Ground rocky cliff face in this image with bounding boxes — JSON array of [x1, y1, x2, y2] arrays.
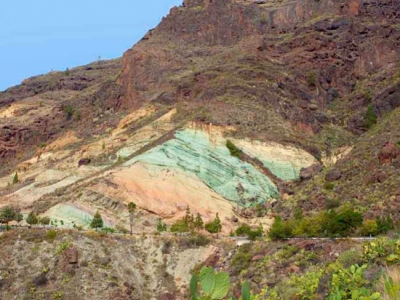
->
[[118, 0, 400, 140]]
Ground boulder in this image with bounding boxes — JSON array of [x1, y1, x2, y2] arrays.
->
[[325, 169, 342, 182], [31, 273, 48, 287], [300, 163, 322, 180], [78, 158, 91, 167], [378, 142, 399, 164], [203, 253, 220, 267], [64, 247, 78, 264], [251, 254, 265, 261]]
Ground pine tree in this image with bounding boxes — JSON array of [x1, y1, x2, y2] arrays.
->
[[205, 213, 222, 238], [156, 218, 167, 232], [0, 206, 22, 228], [364, 104, 377, 129], [40, 216, 51, 227], [184, 206, 195, 231], [26, 211, 39, 226], [127, 202, 136, 235], [194, 213, 204, 231], [90, 211, 104, 231], [12, 172, 18, 185]]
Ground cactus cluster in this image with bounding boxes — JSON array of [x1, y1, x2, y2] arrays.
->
[[190, 267, 253, 300]]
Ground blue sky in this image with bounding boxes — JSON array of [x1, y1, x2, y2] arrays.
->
[[0, 0, 182, 91]]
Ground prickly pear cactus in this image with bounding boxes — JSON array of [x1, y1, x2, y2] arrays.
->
[[200, 267, 216, 296], [241, 280, 251, 300], [190, 267, 230, 300], [212, 272, 230, 299]]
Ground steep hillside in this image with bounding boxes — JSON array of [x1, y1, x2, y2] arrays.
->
[[0, 0, 399, 235], [1, 0, 400, 300], [0, 229, 227, 300]]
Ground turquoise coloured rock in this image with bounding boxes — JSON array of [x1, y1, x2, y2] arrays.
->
[[124, 129, 279, 206]]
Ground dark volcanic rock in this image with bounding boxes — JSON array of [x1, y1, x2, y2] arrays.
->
[[325, 169, 342, 182], [65, 247, 79, 264], [78, 158, 91, 167], [300, 163, 323, 180], [31, 273, 48, 287]]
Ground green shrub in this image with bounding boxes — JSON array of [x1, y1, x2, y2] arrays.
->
[[26, 211, 39, 226], [0, 206, 23, 226], [236, 223, 263, 241], [376, 216, 394, 234], [337, 249, 363, 268], [287, 269, 324, 300], [90, 211, 104, 231], [116, 224, 129, 234], [308, 71, 316, 86], [364, 104, 378, 129], [327, 264, 380, 300], [74, 110, 81, 121], [171, 207, 204, 233], [226, 140, 242, 158], [235, 224, 252, 236], [63, 105, 75, 121], [179, 233, 210, 248], [360, 220, 379, 237], [170, 219, 189, 233], [187, 234, 210, 247], [40, 217, 51, 226], [325, 198, 340, 210], [269, 207, 364, 239], [324, 182, 335, 190], [268, 216, 293, 240], [205, 213, 222, 237], [101, 227, 115, 234], [294, 207, 304, 220], [46, 229, 57, 241], [321, 208, 363, 237], [12, 172, 18, 184], [156, 218, 167, 232], [231, 251, 252, 276]]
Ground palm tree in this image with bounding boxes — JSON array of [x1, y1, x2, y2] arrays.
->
[[127, 202, 136, 236]]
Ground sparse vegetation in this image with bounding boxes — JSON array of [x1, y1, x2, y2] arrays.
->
[[308, 71, 316, 86], [0, 206, 23, 227], [267, 206, 393, 240], [90, 211, 104, 231], [156, 218, 167, 232], [13, 172, 19, 184], [127, 202, 136, 235], [63, 105, 75, 121], [235, 223, 263, 241], [364, 104, 378, 129], [226, 140, 242, 158], [205, 213, 222, 237], [26, 211, 39, 226], [171, 207, 205, 233]]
